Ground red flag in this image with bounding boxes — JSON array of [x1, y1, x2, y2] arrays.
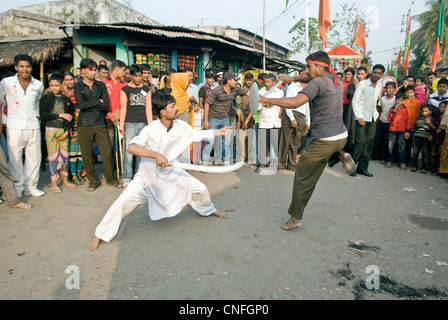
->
[[354, 21, 366, 53], [319, 0, 331, 50], [395, 48, 402, 68], [431, 37, 441, 71]]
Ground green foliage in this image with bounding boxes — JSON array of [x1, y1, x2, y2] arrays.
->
[[288, 2, 369, 56]]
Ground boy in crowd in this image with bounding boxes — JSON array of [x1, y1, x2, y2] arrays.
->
[[406, 105, 435, 174], [119, 64, 153, 187], [428, 78, 448, 118], [386, 93, 411, 170], [371, 81, 396, 163], [403, 86, 421, 164]]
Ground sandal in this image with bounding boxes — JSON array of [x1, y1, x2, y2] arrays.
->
[[109, 181, 123, 188], [87, 184, 99, 192], [410, 167, 418, 172], [63, 182, 77, 189], [50, 186, 62, 193], [420, 169, 427, 174]]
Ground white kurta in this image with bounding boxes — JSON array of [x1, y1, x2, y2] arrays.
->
[[94, 119, 217, 242]]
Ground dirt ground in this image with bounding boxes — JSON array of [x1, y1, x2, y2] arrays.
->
[[1, 160, 448, 302]]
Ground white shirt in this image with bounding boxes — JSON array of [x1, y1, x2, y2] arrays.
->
[[285, 82, 310, 126], [351, 79, 382, 122], [0, 74, 44, 130], [258, 87, 284, 129], [130, 119, 215, 220]]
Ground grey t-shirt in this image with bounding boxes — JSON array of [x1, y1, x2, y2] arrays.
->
[[378, 95, 396, 123], [300, 74, 347, 139], [206, 85, 248, 120]]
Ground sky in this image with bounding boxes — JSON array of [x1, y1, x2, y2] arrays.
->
[[3, 0, 430, 67]]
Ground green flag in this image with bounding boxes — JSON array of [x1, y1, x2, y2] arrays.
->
[[286, 0, 289, 7], [436, 0, 445, 43]]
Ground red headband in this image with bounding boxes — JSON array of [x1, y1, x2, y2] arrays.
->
[[307, 60, 338, 85]]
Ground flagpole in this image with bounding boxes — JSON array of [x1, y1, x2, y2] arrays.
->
[[305, 0, 309, 55], [263, 0, 266, 72]]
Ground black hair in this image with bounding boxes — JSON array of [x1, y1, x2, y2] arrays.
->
[[46, 68, 60, 76], [140, 63, 151, 71], [396, 93, 406, 99], [151, 68, 160, 77], [109, 60, 126, 71], [49, 73, 64, 84], [80, 58, 97, 69], [244, 72, 254, 79], [344, 67, 355, 75], [439, 67, 448, 73], [166, 68, 176, 76], [372, 64, 386, 73], [152, 91, 176, 118], [14, 53, 33, 66], [404, 85, 415, 92], [205, 68, 214, 74], [361, 57, 369, 64], [405, 75, 415, 80], [357, 66, 368, 73], [98, 64, 109, 71], [129, 64, 142, 76], [258, 73, 266, 80], [421, 104, 432, 111], [205, 71, 214, 79], [438, 78, 448, 86], [427, 72, 437, 77], [415, 76, 424, 83], [306, 51, 330, 71], [439, 99, 448, 106], [385, 81, 397, 88], [263, 73, 276, 81], [62, 71, 74, 79]]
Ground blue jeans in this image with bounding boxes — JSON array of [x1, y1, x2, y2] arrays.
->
[[388, 131, 406, 164], [202, 117, 231, 164], [122, 122, 146, 182]]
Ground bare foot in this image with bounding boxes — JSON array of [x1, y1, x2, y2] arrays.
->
[[11, 202, 32, 210], [87, 236, 102, 250], [281, 217, 302, 230], [212, 210, 227, 219]]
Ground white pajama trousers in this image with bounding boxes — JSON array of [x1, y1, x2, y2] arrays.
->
[[94, 174, 216, 242], [7, 128, 41, 194]]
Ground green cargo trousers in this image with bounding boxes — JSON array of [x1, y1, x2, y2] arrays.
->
[[288, 137, 347, 220], [78, 125, 117, 186]]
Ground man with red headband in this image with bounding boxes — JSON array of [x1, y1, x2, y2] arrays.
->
[[259, 51, 355, 231]]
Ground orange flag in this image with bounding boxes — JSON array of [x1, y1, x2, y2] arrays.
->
[[319, 0, 331, 50], [355, 21, 366, 54]]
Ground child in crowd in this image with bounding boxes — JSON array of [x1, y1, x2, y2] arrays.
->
[[69, 107, 85, 185], [386, 93, 411, 170], [406, 105, 435, 174], [403, 86, 421, 164], [428, 78, 448, 117], [372, 81, 396, 163], [150, 68, 160, 88], [435, 100, 448, 177], [39, 74, 76, 192], [119, 64, 153, 187]]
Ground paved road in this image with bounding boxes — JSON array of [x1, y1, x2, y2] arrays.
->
[[1, 159, 447, 303]]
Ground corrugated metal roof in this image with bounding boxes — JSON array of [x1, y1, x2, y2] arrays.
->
[[58, 23, 265, 55]]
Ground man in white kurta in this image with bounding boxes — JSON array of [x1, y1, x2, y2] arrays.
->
[[88, 109, 229, 250]]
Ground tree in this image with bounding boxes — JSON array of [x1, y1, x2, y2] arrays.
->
[[288, 2, 370, 56], [410, 0, 447, 75]]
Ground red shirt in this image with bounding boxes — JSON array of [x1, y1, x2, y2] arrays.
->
[[342, 80, 352, 105], [388, 106, 411, 132], [102, 78, 127, 118]]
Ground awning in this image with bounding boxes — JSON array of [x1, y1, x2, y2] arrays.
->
[[0, 36, 68, 67]]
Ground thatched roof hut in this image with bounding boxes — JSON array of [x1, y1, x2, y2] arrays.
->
[[0, 36, 68, 67]]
